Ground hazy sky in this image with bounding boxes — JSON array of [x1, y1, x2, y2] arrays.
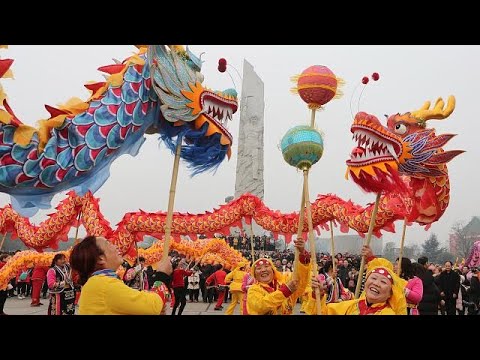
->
[[0, 45, 478, 251]]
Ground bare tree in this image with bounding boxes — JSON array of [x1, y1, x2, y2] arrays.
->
[[451, 222, 474, 259]]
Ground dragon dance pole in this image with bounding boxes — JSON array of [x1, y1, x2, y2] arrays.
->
[[248, 221, 255, 262], [0, 232, 7, 250], [284, 64, 336, 313], [396, 218, 408, 276], [330, 220, 336, 276], [293, 186, 306, 281], [135, 240, 144, 291], [354, 192, 381, 299], [162, 140, 182, 262], [73, 211, 82, 245], [304, 168, 322, 315], [292, 187, 304, 279]]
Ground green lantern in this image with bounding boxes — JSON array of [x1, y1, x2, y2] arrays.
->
[[281, 125, 324, 170]]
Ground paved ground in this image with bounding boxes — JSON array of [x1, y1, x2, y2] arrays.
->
[[3, 297, 305, 315]]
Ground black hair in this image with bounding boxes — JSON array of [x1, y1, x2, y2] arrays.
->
[[50, 253, 66, 268], [321, 261, 333, 275], [70, 236, 105, 285], [417, 256, 428, 266], [412, 262, 426, 280], [399, 258, 414, 280]]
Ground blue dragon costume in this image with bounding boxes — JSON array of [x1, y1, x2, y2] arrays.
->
[[0, 45, 238, 216]]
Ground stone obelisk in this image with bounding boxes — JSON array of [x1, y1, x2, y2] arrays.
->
[[234, 59, 265, 236]]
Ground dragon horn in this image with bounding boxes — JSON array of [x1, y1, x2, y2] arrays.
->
[[425, 150, 465, 165], [411, 95, 455, 122]]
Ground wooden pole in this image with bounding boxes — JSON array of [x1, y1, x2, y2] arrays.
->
[[397, 218, 408, 276], [330, 220, 336, 276], [247, 221, 255, 262], [0, 232, 7, 251], [354, 192, 382, 299], [135, 241, 143, 291], [162, 140, 182, 261], [73, 211, 82, 245], [304, 169, 322, 315], [292, 184, 306, 281], [310, 107, 316, 127]]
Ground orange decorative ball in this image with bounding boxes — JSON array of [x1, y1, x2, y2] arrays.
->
[[296, 65, 338, 107]]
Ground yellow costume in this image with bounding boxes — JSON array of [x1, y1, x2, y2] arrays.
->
[[305, 257, 407, 315], [224, 262, 247, 315], [79, 275, 164, 315], [246, 256, 311, 315]]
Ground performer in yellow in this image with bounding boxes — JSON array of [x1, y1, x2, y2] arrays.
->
[[224, 261, 248, 315], [305, 257, 407, 315], [70, 236, 173, 315], [245, 238, 310, 315]]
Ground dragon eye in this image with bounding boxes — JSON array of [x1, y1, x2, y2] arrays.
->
[[394, 123, 407, 135]]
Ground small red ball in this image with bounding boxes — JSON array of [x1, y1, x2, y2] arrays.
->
[[372, 72, 380, 81], [218, 58, 227, 67], [362, 76, 369, 84]]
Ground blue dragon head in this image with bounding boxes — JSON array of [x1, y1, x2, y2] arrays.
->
[[148, 45, 238, 174]]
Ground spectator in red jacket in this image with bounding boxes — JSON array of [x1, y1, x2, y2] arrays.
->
[[31, 265, 49, 307], [171, 260, 193, 315], [206, 264, 227, 311]]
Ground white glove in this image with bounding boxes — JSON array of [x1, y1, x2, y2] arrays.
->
[[7, 284, 13, 290]]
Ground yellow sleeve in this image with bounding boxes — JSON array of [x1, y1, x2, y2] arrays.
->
[[321, 299, 357, 315], [105, 279, 164, 315], [304, 289, 329, 315], [225, 270, 234, 284], [378, 307, 396, 315], [284, 260, 311, 303], [246, 284, 289, 315], [305, 291, 360, 315]]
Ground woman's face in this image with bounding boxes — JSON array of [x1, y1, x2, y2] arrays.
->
[[254, 262, 274, 284], [364, 273, 392, 304], [56, 256, 66, 267], [96, 237, 123, 270]]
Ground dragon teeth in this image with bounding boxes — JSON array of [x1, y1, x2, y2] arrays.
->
[[386, 143, 398, 160]]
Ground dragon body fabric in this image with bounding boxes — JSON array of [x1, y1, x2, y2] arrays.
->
[[0, 45, 238, 217], [0, 93, 463, 254]]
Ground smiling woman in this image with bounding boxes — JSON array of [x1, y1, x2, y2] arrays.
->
[[245, 238, 311, 315], [306, 253, 407, 315]]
